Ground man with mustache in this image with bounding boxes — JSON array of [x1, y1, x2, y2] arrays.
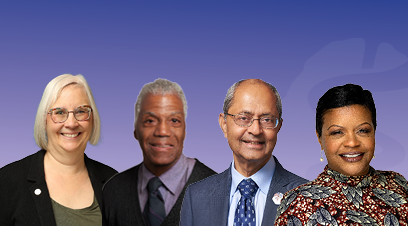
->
[[102, 78, 216, 226], [180, 79, 308, 225]]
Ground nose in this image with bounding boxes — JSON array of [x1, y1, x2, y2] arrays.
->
[[63, 112, 79, 128], [247, 118, 263, 135], [344, 133, 361, 147], [154, 121, 171, 137]]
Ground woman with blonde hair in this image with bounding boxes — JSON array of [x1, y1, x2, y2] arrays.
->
[[0, 74, 117, 226]]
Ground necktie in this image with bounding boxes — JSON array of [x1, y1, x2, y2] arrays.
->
[[234, 178, 259, 226], [143, 177, 166, 226]]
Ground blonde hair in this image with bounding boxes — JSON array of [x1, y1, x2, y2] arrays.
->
[[34, 74, 101, 149]]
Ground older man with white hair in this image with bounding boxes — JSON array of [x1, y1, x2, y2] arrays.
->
[[102, 78, 216, 226]]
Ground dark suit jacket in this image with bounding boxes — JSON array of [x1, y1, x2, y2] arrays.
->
[[102, 159, 216, 226], [180, 156, 308, 226], [0, 149, 117, 226]]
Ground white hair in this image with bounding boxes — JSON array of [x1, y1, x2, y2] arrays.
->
[[134, 78, 187, 129], [34, 74, 101, 149]]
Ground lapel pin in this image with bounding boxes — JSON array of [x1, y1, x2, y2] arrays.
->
[[272, 192, 283, 205], [34, 189, 41, 195]]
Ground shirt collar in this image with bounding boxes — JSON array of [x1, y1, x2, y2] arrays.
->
[[230, 155, 276, 196], [141, 154, 188, 195]]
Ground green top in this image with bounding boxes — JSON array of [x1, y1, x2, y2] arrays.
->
[[51, 195, 101, 226]]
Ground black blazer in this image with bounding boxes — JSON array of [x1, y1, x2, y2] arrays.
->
[[102, 159, 216, 226], [0, 149, 117, 226]]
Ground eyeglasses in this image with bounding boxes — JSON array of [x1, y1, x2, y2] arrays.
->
[[48, 105, 92, 123], [225, 113, 280, 129]]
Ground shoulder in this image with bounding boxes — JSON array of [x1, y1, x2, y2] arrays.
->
[[0, 151, 48, 226], [376, 170, 408, 191], [190, 159, 217, 181], [280, 168, 309, 184], [376, 170, 407, 180], [273, 156, 309, 189], [187, 167, 228, 193], [0, 150, 42, 181], [85, 156, 118, 180], [103, 164, 141, 191], [275, 180, 325, 225]]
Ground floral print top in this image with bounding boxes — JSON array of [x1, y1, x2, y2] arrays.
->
[[275, 166, 408, 226]]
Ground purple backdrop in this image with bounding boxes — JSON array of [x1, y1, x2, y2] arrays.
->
[[1, 1, 407, 180]]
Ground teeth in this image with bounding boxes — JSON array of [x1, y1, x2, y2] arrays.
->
[[62, 133, 79, 138], [246, 142, 263, 145], [155, 145, 171, 147], [343, 154, 361, 158]]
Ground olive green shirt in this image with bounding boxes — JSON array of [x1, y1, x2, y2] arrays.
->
[[51, 196, 101, 226]]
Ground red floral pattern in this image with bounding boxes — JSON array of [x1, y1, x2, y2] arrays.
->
[[275, 166, 408, 226]]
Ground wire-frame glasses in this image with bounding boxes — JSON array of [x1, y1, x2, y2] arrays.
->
[[225, 113, 280, 129]]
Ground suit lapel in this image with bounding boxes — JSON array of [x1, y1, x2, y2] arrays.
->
[[261, 156, 288, 226], [27, 150, 57, 226], [209, 167, 231, 226]]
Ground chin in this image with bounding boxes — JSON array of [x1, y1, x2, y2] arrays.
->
[[338, 165, 370, 176], [61, 144, 86, 153], [239, 152, 270, 163], [151, 155, 177, 165]]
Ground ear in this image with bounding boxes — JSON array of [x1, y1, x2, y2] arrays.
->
[[134, 130, 139, 141], [276, 118, 283, 133], [316, 131, 323, 150], [219, 113, 228, 138]]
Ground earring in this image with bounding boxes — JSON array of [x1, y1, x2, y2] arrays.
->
[[373, 155, 376, 159], [320, 149, 324, 162]]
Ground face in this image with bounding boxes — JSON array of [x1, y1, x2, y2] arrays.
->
[[317, 104, 375, 176], [134, 94, 186, 175], [219, 82, 282, 171], [46, 85, 93, 155]]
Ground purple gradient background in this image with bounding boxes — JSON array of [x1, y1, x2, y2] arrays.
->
[[1, 1, 407, 180]]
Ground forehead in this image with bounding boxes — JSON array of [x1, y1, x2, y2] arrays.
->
[[230, 83, 277, 115], [51, 85, 89, 106], [140, 94, 184, 115], [322, 105, 372, 127]]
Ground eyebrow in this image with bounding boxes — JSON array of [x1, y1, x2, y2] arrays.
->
[[50, 105, 90, 110], [170, 111, 183, 116], [327, 122, 373, 130], [239, 111, 276, 117], [143, 111, 183, 116]]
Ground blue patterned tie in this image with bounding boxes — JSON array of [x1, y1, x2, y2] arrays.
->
[[234, 178, 259, 226]]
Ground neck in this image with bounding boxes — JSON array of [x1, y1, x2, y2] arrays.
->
[[143, 154, 182, 177], [144, 163, 172, 177], [233, 155, 271, 177], [44, 149, 86, 175]]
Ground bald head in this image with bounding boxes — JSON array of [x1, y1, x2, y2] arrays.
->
[[223, 79, 282, 119]]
